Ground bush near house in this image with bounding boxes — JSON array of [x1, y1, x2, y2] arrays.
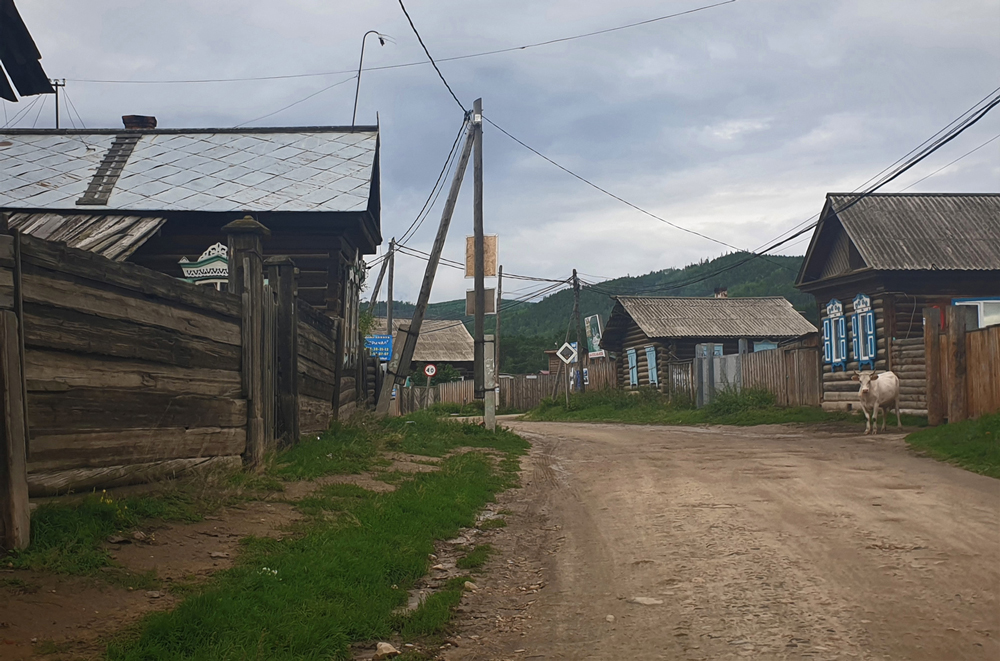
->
[[905, 412, 1000, 478]]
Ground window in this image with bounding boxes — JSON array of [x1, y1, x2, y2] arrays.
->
[[645, 346, 658, 386], [822, 299, 847, 371], [953, 298, 1000, 328], [753, 341, 777, 352], [626, 348, 638, 387], [851, 293, 876, 370]]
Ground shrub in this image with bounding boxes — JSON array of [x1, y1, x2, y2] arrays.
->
[[705, 388, 776, 416]]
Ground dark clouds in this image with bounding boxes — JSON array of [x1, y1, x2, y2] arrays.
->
[[11, 0, 1000, 301]]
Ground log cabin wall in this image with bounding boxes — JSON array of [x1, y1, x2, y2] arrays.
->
[[17, 235, 247, 497], [296, 298, 338, 433], [817, 291, 889, 411]]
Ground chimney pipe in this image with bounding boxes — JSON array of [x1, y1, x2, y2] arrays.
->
[[714, 287, 728, 298], [122, 115, 157, 129]]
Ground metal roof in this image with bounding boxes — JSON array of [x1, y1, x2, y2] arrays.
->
[[609, 296, 816, 340], [374, 318, 474, 363], [0, 127, 378, 213], [7, 211, 166, 261], [828, 193, 1000, 271]]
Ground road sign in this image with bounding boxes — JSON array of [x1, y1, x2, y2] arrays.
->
[[365, 334, 393, 361], [465, 288, 496, 315], [465, 235, 498, 278], [557, 342, 577, 364], [424, 364, 437, 377]]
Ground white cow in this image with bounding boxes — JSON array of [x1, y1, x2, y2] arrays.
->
[[852, 370, 901, 435]]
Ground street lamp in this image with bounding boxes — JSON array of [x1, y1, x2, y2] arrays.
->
[[352, 30, 389, 127]]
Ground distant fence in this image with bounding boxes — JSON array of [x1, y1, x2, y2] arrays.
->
[[924, 307, 1000, 425]]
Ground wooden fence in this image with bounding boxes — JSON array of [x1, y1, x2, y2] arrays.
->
[[742, 347, 822, 407], [924, 307, 1000, 425], [0, 218, 363, 550]]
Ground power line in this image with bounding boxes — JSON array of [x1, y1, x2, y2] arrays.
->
[[900, 132, 1000, 191], [63, 87, 87, 129], [232, 74, 356, 128], [397, 0, 466, 112], [2, 95, 42, 128], [398, 117, 469, 246], [70, 1, 736, 86]]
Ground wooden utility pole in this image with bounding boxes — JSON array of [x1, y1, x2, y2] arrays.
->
[[367, 242, 390, 312], [472, 98, 486, 400], [376, 120, 476, 415], [573, 269, 586, 394], [945, 305, 968, 423], [386, 238, 395, 331], [923, 308, 944, 426]]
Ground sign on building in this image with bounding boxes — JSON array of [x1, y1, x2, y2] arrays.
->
[[465, 288, 497, 315], [585, 314, 605, 358], [178, 243, 229, 290], [465, 235, 498, 278], [365, 334, 393, 361]]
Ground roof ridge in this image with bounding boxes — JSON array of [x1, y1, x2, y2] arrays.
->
[[827, 192, 1000, 197], [0, 126, 379, 135]]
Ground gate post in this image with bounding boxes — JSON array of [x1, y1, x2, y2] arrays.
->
[[0, 309, 28, 550], [265, 256, 299, 447], [923, 308, 944, 426], [944, 306, 967, 424], [225, 216, 270, 467]]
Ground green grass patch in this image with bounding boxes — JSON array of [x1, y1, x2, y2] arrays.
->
[[271, 420, 386, 480], [426, 401, 484, 416], [456, 544, 494, 570], [477, 517, 506, 530], [524, 387, 927, 428], [107, 441, 524, 661], [905, 412, 1000, 478], [383, 410, 530, 458]]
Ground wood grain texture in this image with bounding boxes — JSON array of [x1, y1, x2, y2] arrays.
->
[[27, 455, 242, 498], [299, 395, 332, 434], [27, 427, 246, 471], [0, 310, 29, 550]]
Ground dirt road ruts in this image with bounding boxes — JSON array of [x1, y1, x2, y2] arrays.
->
[[445, 422, 999, 661]]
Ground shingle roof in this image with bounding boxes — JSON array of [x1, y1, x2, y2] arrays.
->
[[828, 193, 1000, 271], [374, 318, 474, 363], [612, 296, 816, 339], [6, 211, 165, 261], [0, 127, 378, 213]]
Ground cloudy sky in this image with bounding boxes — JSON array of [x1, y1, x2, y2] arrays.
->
[[9, 0, 1000, 302]]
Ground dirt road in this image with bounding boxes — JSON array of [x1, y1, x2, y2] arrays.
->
[[447, 422, 999, 661]]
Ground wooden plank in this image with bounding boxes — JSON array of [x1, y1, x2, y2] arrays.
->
[[24, 350, 241, 397], [299, 395, 332, 434], [299, 371, 336, 401], [22, 270, 241, 346], [27, 455, 242, 498], [945, 306, 967, 423], [23, 303, 241, 371], [298, 355, 336, 387], [28, 390, 247, 435], [18, 234, 240, 318], [0, 310, 29, 550], [298, 334, 338, 373], [26, 427, 246, 472]]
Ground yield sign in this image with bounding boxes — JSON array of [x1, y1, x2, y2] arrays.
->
[[557, 342, 577, 364]]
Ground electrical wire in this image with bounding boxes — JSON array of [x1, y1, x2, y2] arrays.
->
[[232, 74, 356, 128], [63, 87, 87, 129], [397, 0, 466, 112], [2, 95, 41, 128], [398, 117, 469, 246], [900, 132, 1000, 192], [31, 95, 47, 128], [71, 1, 736, 86]]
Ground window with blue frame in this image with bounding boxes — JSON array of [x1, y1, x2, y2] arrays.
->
[[626, 348, 638, 387], [645, 346, 658, 386], [851, 293, 876, 370], [822, 299, 848, 371]]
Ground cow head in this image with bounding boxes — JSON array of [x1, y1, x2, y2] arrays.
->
[[852, 370, 879, 394]]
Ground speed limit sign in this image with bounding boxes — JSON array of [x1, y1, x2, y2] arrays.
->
[[424, 364, 437, 377]]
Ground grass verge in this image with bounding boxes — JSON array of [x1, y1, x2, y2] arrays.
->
[[107, 438, 525, 660], [456, 544, 494, 570], [524, 387, 927, 428], [905, 412, 999, 478]]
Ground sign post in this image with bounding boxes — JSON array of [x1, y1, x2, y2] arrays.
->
[[423, 363, 436, 409]]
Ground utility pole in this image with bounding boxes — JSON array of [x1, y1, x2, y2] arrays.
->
[[573, 269, 587, 394], [50, 79, 65, 129], [472, 98, 486, 401], [495, 265, 503, 374], [366, 242, 390, 312], [376, 119, 476, 415], [386, 238, 395, 331]]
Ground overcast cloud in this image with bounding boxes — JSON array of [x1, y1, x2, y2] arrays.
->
[[9, 0, 1000, 302]]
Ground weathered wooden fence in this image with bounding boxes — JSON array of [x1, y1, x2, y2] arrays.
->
[[924, 306, 1000, 425], [0, 217, 365, 550], [742, 347, 822, 407]]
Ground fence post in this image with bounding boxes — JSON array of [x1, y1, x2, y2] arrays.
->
[[944, 305, 967, 424], [225, 216, 270, 467], [265, 256, 299, 447], [923, 308, 944, 426], [0, 310, 28, 550]]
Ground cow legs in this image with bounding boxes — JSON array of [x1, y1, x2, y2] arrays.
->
[[863, 406, 872, 435], [895, 400, 901, 429]]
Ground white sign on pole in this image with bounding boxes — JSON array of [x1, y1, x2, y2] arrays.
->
[[557, 342, 578, 365], [424, 364, 437, 377]]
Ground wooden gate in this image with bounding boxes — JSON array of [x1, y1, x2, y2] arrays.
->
[[741, 347, 821, 407], [924, 306, 1000, 424]]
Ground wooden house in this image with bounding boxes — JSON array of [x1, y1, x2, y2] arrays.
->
[[374, 318, 475, 378], [601, 296, 816, 390], [794, 193, 1000, 414], [0, 122, 381, 413]]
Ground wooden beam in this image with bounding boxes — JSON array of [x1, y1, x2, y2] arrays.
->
[[266, 256, 299, 447], [0, 310, 29, 550], [945, 305, 967, 424]]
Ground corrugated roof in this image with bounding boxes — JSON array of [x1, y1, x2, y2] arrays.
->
[[0, 127, 378, 213], [7, 211, 166, 261], [614, 296, 816, 339], [829, 193, 1000, 271], [374, 318, 474, 363]]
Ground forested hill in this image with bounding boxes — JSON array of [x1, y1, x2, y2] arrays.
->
[[370, 252, 815, 372]]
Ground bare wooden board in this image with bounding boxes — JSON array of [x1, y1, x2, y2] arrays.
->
[[27, 455, 243, 498], [298, 395, 332, 434], [27, 427, 246, 472]]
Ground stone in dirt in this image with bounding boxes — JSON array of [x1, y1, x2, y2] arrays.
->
[[106, 535, 129, 544], [373, 641, 400, 659], [628, 596, 664, 606], [131, 531, 147, 542], [145, 591, 162, 599], [209, 551, 230, 559], [606, 615, 615, 623], [464, 581, 479, 591]]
